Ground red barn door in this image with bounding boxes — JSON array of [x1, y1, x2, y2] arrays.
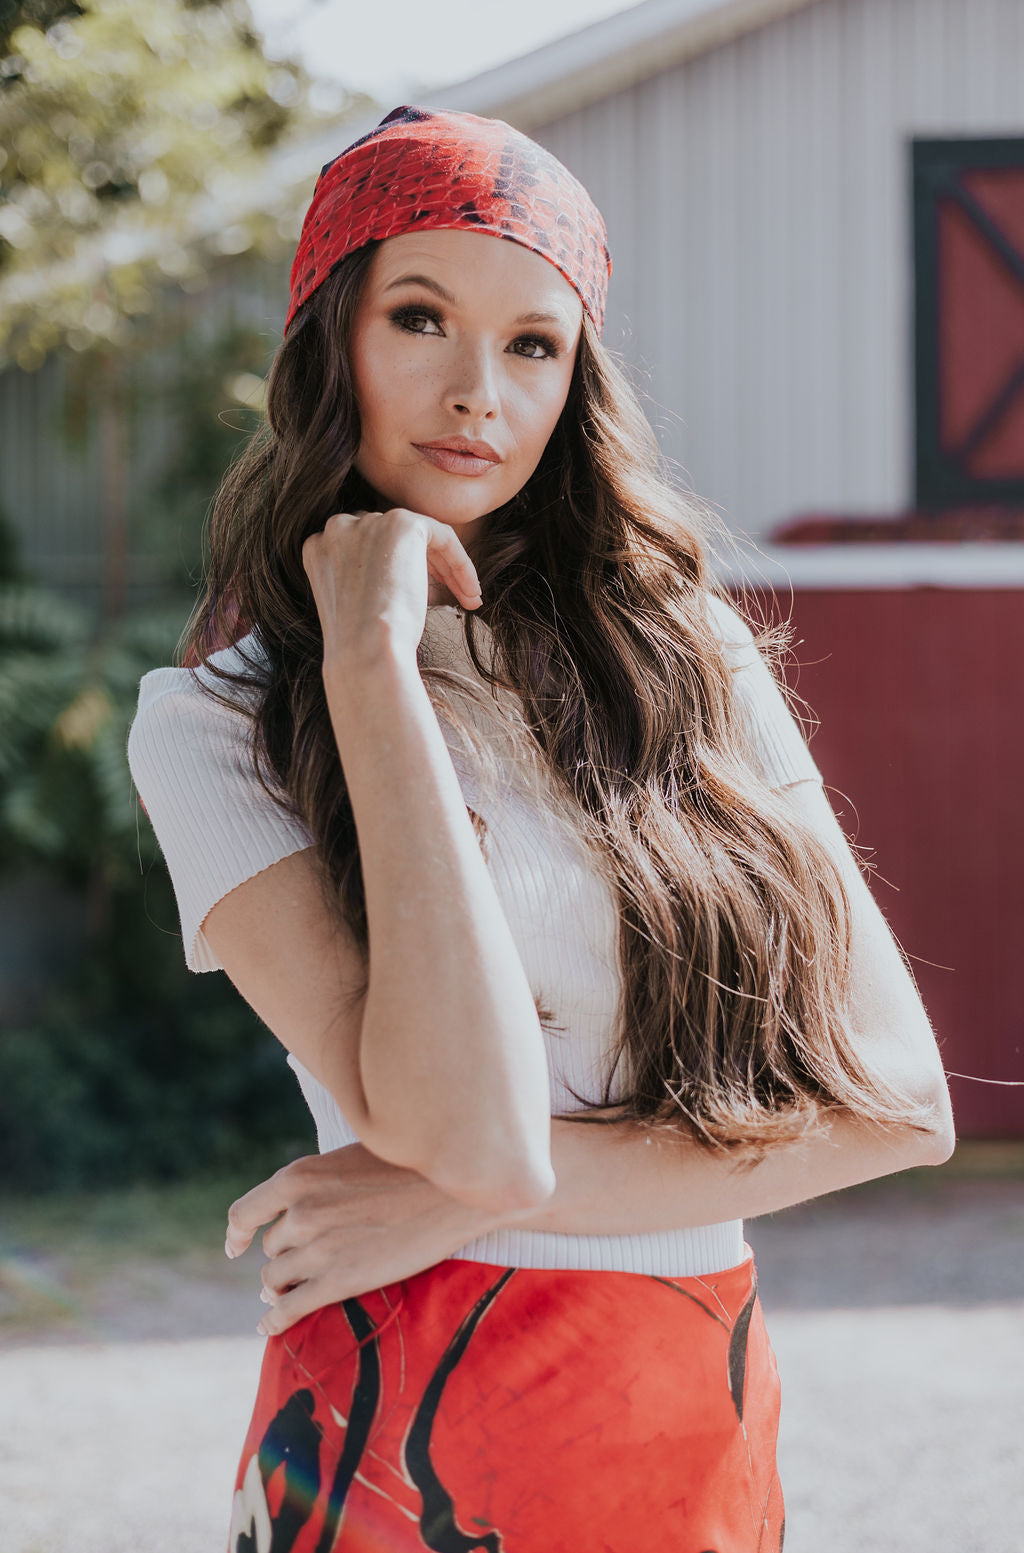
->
[[914, 137, 1024, 507]]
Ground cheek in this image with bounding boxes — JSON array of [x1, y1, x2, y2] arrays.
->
[[354, 344, 433, 447], [348, 337, 374, 433], [351, 322, 403, 413], [507, 374, 571, 456]]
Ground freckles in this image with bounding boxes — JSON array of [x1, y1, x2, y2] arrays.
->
[[403, 361, 442, 395]]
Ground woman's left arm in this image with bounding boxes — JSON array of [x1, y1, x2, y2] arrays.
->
[[232, 778, 954, 1332], [520, 774, 956, 1235]]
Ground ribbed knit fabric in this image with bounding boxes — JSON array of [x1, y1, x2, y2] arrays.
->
[[126, 659, 313, 974], [127, 592, 821, 1277]]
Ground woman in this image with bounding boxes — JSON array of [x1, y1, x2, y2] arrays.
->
[[127, 106, 954, 1552]]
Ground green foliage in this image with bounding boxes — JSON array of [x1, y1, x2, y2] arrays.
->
[[0, 1167, 293, 1262], [0, 0, 372, 367], [0, 499, 25, 581], [0, 582, 316, 1191], [112, 315, 272, 591], [0, 578, 179, 877], [0, 879, 315, 1192], [0, 0, 356, 1187], [0, 3, 83, 50]]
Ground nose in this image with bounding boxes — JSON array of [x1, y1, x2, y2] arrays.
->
[[445, 341, 500, 420]]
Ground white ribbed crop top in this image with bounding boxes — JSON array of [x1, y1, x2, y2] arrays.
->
[[127, 592, 823, 1278]]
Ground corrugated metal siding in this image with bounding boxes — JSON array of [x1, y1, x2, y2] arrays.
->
[[536, 0, 1024, 543]]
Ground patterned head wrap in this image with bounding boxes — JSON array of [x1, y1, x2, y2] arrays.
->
[[286, 105, 612, 336]]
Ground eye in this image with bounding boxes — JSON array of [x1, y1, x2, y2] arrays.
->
[[387, 303, 561, 359], [510, 334, 561, 361], [389, 303, 444, 335]]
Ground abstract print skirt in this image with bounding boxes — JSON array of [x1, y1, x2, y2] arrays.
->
[[228, 1248, 784, 1553]]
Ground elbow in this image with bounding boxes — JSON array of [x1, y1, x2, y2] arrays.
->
[[924, 1126, 957, 1167], [868, 1034, 957, 1168], [899, 1111, 956, 1168], [359, 1112, 556, 1215], [917, 1096, 957, 1166], [919, 1058, 957, 1163], [901, 1072, 957, 1167], [424, 1141, 557, 1216]]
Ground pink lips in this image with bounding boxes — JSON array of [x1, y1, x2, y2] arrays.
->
[[413, 438, 501, 477]]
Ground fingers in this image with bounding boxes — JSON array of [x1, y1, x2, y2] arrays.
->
[[307, 507, 483, 611], [261, 1244, 306, 1299], [257, 1233, 332, 1336], [427, 522, 483, 609], [257, 1276, 337, 1337], [225, 1164, 301, 1258], [261, 1212, 300, 1260]]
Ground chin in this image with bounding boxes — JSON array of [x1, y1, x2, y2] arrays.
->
[[356, 455, 519, 528], [389, 485, 502, 529]]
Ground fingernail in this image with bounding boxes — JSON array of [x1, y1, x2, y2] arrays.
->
[[259, 1288, 270, 1305], [224, 1238, 236, 1259], [257, 1320, 268, 1337]]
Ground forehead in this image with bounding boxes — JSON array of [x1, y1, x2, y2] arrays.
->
[[367, 229, 582, 326]]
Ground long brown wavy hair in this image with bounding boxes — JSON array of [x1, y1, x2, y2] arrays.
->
[[183, 241, 932, 1155]]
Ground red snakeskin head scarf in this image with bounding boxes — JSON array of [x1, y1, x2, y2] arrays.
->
[[286, 104, 612, 336]]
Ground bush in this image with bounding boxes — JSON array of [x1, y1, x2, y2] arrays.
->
[[0, 867, 315, 1192], [0, 580, 316, 1192]]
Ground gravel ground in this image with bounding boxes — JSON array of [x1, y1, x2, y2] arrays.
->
[[1, 1168, 1021, 1552]]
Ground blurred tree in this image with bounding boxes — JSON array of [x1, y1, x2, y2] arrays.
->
[[0, 0, 370, 367], [0, 578, 179, 907], [0, 499, 24, 580], [0, 0, 371, 617], [0, 576, 317, 1189], [0, 2, 345, 1186]]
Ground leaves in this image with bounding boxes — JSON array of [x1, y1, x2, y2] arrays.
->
[[0, 0, 373, 367], [0, 580, 317, 1193], [0, 1, 351, 1190], [0, 579, 93, 649], [0, 581, 184, 872]]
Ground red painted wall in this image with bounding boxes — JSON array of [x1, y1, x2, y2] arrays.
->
[[738, 586, 1024, 1139]]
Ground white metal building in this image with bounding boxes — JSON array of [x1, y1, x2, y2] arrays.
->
[[3, 0, 1024, 596], [425, 0, 1024, 555]]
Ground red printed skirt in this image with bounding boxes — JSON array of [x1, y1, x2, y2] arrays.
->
[[228, 1248, 784, 1552]]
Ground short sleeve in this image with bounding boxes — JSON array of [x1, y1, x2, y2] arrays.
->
[[126, 642, 315, 973], [704, 592, 823, 789]]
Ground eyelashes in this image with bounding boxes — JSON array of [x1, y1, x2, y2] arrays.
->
[[386, 301, 562, 360]]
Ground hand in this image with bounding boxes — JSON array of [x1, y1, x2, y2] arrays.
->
[[224, 1145, 503, 1336], [300, 507, 483, 669]]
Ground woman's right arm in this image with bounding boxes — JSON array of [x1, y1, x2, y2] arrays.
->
[[202, 509, 555, 1216]]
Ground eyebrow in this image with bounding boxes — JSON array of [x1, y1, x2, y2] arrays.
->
[[382, 272, 573, 329]]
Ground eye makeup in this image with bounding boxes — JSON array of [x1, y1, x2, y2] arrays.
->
[[386, 301, 564, 361]]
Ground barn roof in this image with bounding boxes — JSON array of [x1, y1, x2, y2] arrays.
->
[[271, 0, 823, 206], [421, 0, 822, 129], [0, 0, 822, 324]]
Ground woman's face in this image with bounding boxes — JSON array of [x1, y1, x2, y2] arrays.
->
[[348, 228, 583, 549]]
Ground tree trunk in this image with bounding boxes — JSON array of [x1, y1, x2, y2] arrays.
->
[[98, 352, 128, 621]]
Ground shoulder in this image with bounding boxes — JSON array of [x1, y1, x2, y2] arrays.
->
[[699, 589, 823, 790], [696, 587, 776, 699], [126, 632, 315, 975], [133, 632, 270, 723], [702, 589, 760, 661], [699, 588, 782, 690], [128, 632, 273, 771], [127, 630, 292, 846]]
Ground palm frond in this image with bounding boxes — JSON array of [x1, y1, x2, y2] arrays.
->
[[0, 584, 93, 653]]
